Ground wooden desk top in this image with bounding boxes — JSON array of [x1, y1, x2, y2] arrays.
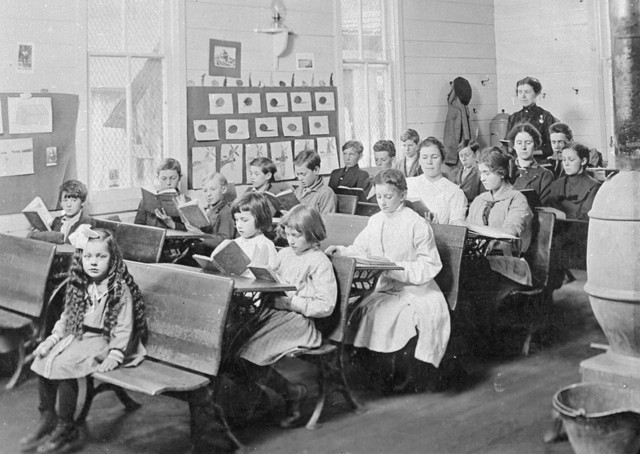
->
[[164, 229, 209, 239], [354, 261, 403, 272], [157, 263, 296, 293]]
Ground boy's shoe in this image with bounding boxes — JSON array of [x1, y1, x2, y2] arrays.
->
[[36, 421, 80, 454], [19, 411, 58, 452], [279, 384, 307, 428]]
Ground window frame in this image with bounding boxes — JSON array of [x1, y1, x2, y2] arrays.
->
[[336, 0, 404, 167], [79, 0, 186, 215]]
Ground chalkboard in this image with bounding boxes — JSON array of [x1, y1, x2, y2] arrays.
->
[[187, 86, 340, 189], [0, 93, 79, 214]]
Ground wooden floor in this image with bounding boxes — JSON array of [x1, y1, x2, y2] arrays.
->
[[0, 270, 604, 453]]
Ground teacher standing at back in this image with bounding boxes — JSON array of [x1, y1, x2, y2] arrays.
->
[[506, 77, 558, 159]]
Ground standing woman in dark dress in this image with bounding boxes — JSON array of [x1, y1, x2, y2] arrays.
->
[[506, 77, 558, 160]]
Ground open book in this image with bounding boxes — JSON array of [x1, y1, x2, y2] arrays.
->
[[178, 200, 210, 229], [22, 196, 53, 231], [262, 188, 301, 215], [141, 187, 180, 218], [462, 222, 518, 240], [247, 265, 280, 282], [405, 198, 433, 220], [192, 239, 251, 275], [335, 186, 369, 202], [354, 256, 396, 266]]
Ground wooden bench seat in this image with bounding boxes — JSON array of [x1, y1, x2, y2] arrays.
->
[[78, 260, 241, 451], [0, 234, 56, 389]]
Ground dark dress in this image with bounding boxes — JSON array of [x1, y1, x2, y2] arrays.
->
[[507, 103, 558, 159], [548, 172, 601, 221], [450, 165, 485, 204], [512, 161, 554, 206]]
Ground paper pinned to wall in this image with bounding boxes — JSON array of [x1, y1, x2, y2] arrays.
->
[[308, 115, 329, 135], [282, 117, 304, 137], [192, 146, 217, 189], [0, 138, 34, 177], [8, 97, 53, 134], [194, 119, 220, 141], [317, 137, 338, 174]]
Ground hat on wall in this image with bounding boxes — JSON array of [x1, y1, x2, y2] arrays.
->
[[453, 77, 472, 106]]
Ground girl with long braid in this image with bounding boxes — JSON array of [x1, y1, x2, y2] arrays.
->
[[22, 226, 147, 453]]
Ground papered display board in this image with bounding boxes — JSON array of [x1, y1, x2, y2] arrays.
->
[[187, 86, 340, 189], [0, 93, 79, 214]]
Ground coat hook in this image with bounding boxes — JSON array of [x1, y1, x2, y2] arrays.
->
[[472, 108, 478, 114], [480, 77, 490, 86], [572, 87, 579, 95], [542, 92, 547, 99]]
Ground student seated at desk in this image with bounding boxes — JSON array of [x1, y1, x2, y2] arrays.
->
[[462, 149, 533, 344], [231, 192, 278, 277], [450, 140, 485, 205], [327, 140, 372, 194], [248, 156, 290, 196], [326, 169, 450, 393], [30, 179, 95, 244], [406, 137, 467, 224], [186, 173, 236, 258], [134, 158, 188, 231], [236, 205, 337, 428], [547, 143, 601, 221], [395, 129, 423, 178], [547, 122, 574, 179], [23, 227, 147, 454], [508, 122, 554, 206], [293, 150, 336, 215], [373, 140, 397, 171]]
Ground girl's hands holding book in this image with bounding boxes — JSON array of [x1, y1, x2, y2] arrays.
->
[[273, 295, 292, 311]]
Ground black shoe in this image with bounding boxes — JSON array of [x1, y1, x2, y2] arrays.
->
[[36, 421, 80, 454], [279, 384, 307, 428], [20, 411, 58, 452]]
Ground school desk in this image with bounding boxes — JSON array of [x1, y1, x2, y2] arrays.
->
[[158, 262, 296, 294]]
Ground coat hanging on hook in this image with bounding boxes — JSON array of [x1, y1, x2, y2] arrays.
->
[[443, 77, 473, 166]]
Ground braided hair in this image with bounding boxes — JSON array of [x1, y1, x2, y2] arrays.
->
[[63, 228, 147, 353]]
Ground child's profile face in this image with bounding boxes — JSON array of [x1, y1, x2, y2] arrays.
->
[[342, 147, 361, 168], [401, 140, 419, 159], [250, 166, 271, 190], [458, 147, 477, 169], [203, 178, 226, 207], [294, 165, 319, 188], [550, 132, 569, 155], [375, 183, 405, 214], [284, 226, 313, 255], [158, 169, 180, 190], [60, 192, 83, 218], [234, 211, 260, 239], [82, 240, 111, 282], [374, 151, 393, 170], [513, 132, 535, 162], [562, 148, 586, 176]]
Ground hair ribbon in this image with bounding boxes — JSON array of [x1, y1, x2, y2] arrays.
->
[[68, 224, 100, 250]]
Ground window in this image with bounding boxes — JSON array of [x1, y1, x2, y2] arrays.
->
[[87, 0, 165, 191], [341, 0, 395, 166]]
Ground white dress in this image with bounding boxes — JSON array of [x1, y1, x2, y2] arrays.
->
[[234, 234, 278, 278], [407, 175, 468, 224], [334, 205, 451, 367]]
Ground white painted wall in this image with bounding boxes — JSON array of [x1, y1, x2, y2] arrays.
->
[[494, 0, 611, 159], [400, 0, 497, 148]]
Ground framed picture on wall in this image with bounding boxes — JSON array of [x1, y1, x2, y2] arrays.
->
[[209, 39, 241, 78]]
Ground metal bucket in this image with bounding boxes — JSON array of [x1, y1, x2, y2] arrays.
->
[[553, 383, 640, 454]]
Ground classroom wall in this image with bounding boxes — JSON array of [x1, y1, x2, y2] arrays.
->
[[400, 0, 497, 148], [0, 0, 84, 233], [185, 0, 338, 89], [494, 0, 612, 159]]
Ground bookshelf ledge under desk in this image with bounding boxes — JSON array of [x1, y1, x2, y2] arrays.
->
[[253, 27, 293, 70]]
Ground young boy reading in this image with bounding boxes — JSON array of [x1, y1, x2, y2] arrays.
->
[[29, 180, 94, 244], [328, 140, 372, 194], [293, 150, 336, 215]]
